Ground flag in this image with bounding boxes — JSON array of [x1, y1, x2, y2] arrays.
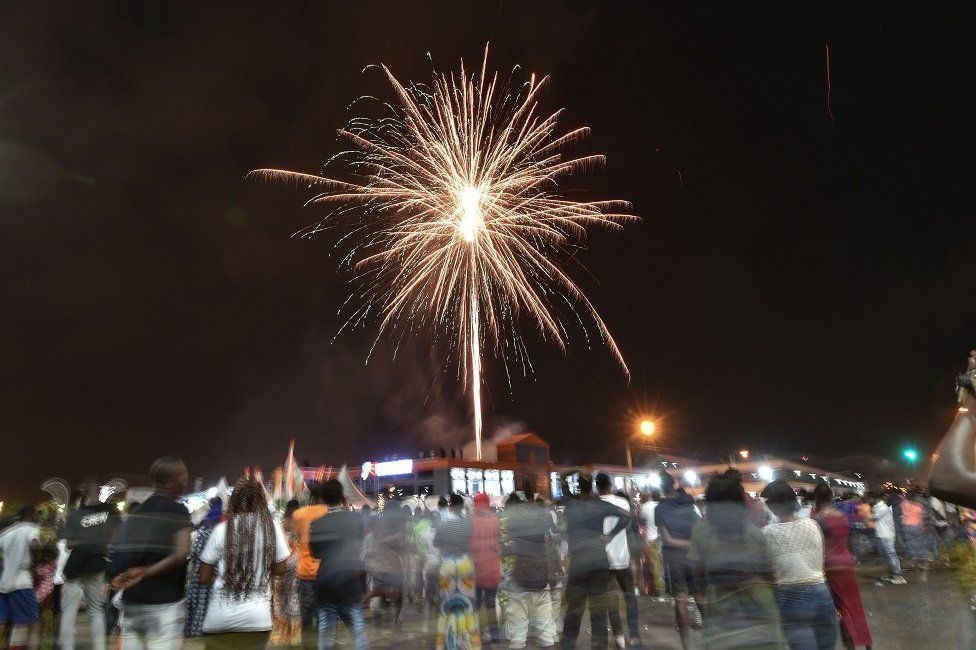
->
[[283, 440, 297, 500], [337, 465, 375, 509], [215, 476, 229, 510], [272, 467, 283, 503]]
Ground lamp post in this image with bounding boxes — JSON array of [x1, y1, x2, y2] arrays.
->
[[626, 420, 656, 493]]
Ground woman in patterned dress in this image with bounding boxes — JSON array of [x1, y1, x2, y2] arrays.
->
[[185, 498, 224, 638], [434, 494, 480, 650]]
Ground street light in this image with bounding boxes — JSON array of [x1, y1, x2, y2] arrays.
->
[[903, 448, 919, 463], [626, 419, 657, 494], [739, 449, 750, 460]]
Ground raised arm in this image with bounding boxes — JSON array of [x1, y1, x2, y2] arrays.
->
[[929, 351, 976, 509]]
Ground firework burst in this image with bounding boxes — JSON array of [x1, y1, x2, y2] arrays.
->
[[252, 47, 635, 459]]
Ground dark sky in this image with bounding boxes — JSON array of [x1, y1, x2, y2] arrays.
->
[[2, 2, 975, 499]]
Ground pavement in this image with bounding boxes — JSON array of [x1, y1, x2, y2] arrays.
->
[[59, 562, 975, 649], [340, 564, 976, 649]]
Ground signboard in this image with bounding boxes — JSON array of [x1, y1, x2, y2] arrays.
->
[[373, 459, 413, 477]]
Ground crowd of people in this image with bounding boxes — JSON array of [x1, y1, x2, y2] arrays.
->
[[1, 455, 975, 650]]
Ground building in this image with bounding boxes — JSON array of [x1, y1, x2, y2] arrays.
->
[[352, 432, 553, 500], [559, 454, 865, 499], [347, 431, 865, 501]]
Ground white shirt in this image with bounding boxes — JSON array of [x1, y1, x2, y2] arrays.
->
[[200, 516, 290, 633], [640, 500, 659, 541], [0, 523, 40, 593], [600, 494, 631, 570], [871, 502, 896, 540], [762, 518, 825, 586]]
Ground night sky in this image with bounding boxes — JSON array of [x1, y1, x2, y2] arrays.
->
[[3, 2, 975, 499]]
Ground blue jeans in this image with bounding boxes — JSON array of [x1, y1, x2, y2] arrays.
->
[[874, 536, 902, 576], [773, 583, 838, 650], [317, 602, 369, 650]]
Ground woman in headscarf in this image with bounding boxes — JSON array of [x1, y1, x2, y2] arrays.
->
[[198, 476, 291, 649]]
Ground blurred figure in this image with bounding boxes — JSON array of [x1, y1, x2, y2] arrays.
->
[[689, 472, 783, 649], [900, 491, 932, 578], [811, 484, 872, 649], [415, 510, 441, 633], [292, 483, 330, 646], [503, 492, 556, 649], [595, 474, 641, 648], [61, 476, 119, 650], [558, 469, 629, 650], [310, 479, 368, 650], [867, 494, 905, 584], [50, 537, 69, 644], [763, 480, 837, 650], [927, 495, 955, 552], [270, 499, 303, 646], [186, 497, 223, 638], [470, 493, 501, 643], [112, 457, 192, 649], [434, 494, 479, 649], [366, 504, 408, 628], [883, 487, 905, 548], [0, 505, 41, 650], [411, 509, 435, 599], [639, 490, 664, 598], [656, 472, 703, 648], [960, 507, 976, 557], [197, 476, 290, 649], [33, 542, 59, 647]]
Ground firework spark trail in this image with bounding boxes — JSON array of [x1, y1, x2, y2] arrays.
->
[[251, 46, 635, 459]]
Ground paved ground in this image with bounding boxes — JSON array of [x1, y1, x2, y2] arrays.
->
[[350, 564, 976, 649], [60, 562, 975, 648]]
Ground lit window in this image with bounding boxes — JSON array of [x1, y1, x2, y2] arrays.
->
[[484, 469, 501, 496], [467, 468, 483, 495], [501, 470, 515, 496], [451, 467, 467, 494]]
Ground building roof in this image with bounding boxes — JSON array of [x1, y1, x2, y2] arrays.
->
[[495, 432, 549, 448]]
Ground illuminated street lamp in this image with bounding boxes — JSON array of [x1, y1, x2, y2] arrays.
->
[[626, 419, 657, 493], [739, 449, 750, 460], [903, 448, 919, 463]]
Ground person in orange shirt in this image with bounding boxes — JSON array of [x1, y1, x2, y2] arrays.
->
[[291, 483, 328, 646]]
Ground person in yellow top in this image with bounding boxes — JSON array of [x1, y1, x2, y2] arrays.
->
[[291, 484, 328, 647]]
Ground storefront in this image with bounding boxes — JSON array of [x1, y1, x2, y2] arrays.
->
[[351, 432, 552, 500]]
